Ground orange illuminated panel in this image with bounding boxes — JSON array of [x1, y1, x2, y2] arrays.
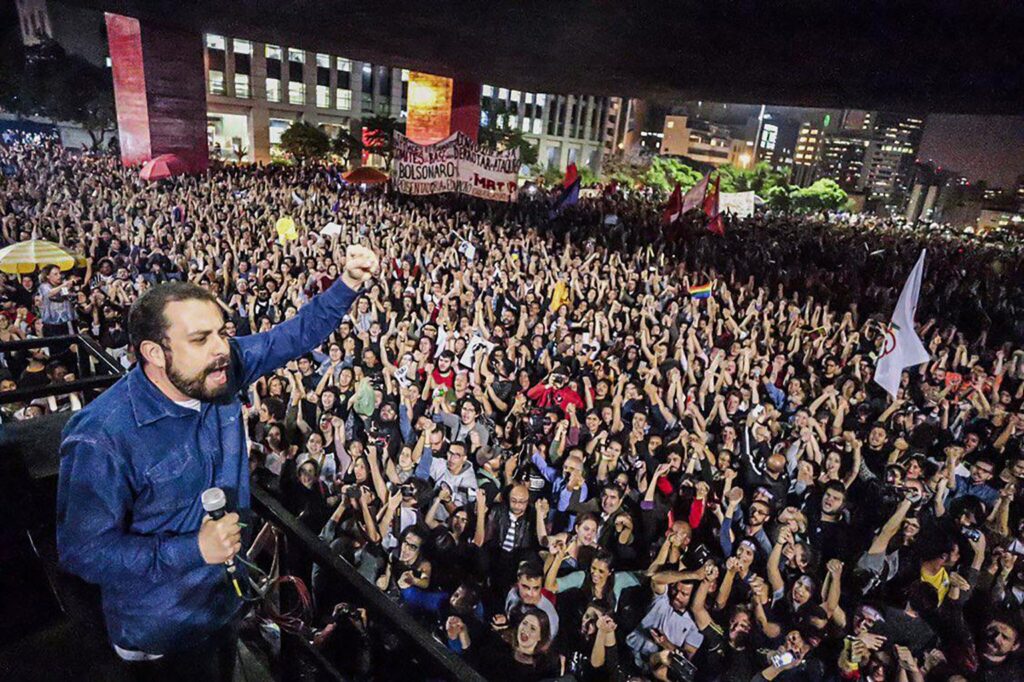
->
[[406, 72, 453, 145]]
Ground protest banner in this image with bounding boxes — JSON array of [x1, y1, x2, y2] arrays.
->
[[393, 132, 518, 202], [719, 191, 756, 218]]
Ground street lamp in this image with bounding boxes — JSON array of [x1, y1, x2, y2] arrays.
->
[[738, 152, 752, 167]]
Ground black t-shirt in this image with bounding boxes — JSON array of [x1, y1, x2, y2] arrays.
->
[[694, 619, 760, 682]]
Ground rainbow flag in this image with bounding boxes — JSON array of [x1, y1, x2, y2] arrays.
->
[[688, 282, 713, 300]]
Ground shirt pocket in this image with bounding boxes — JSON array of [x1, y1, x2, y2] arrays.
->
[[142, 451, 205, 515]]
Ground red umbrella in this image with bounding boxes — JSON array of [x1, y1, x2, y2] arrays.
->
[[139, 153, 190, 181], [342, 166, 389, 184]]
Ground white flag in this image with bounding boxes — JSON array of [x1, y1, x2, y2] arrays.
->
[[681, 174, 710, 214], [874, 250, 930, 397]]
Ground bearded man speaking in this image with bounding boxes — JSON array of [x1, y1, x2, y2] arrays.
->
[[56, 245, 378, 680]]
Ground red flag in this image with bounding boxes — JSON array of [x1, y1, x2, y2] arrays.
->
[[562, 163, 579, 189], [708, 211, 725, 236], [702, 174, 719, 217], [704, 175, 725, 236], [661, 183, 683, 225]]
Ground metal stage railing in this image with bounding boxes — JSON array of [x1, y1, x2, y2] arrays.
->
[[0, 334, 124, 407], [250, 485, 488, 682]]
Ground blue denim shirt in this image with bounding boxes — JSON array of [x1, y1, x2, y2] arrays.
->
[[56, 279, 360, 655]]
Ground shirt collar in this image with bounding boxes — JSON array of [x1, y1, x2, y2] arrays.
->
[[127, 365, 205, 426]]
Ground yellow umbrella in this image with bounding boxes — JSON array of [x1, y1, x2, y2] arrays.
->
[[0, 239, 87, 274]]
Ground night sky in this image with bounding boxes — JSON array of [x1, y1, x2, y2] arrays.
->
[[918, 115, 1024, 188]]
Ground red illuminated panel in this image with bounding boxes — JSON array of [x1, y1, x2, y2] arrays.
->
[[105, 13, 151, 166], [450, 80, 481, 142]]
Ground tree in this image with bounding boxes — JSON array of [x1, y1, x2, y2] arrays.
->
[[789, 179, 848, 214], [765, 184, 793, 212], [642, 156, 703, 194], [478, 106, 539, 168], [602, 153, 649, 188], [279, 121, 330, 160], [361, 114, 404, 167], [717, 162, 787, 194], [331, 129, 364, 167]]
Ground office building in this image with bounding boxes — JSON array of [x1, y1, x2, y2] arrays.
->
[[203, 33, 610, 170], [478, 88, 608, 173], [861, 113, 924, 205], [603, 97, 643, 159], [659, 115, 749, 167], [792, 122, 825, 185], [203, 34, 407, 163], [815, 133, 870, 191]]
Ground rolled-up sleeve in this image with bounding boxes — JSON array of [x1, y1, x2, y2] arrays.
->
[[234, 279, 361, 385], [57, 434, 205, 586]]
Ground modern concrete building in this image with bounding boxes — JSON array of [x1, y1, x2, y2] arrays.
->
[[478, 87, 609, 173], [203, 34, 407, 163], [205, 34, 610, 170], [659, 115, 749, 167]]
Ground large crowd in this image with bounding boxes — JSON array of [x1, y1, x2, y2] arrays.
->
[[2, 135, 1024, 681]]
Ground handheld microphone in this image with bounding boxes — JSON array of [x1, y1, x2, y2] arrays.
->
[[201, 487, 243, 597]]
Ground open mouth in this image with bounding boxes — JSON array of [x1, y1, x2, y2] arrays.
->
[[208, 366, 229, 385]]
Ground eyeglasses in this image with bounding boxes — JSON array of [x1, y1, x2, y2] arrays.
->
[[402, 540, 421, 550]]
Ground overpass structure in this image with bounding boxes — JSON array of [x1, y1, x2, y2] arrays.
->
[[52, 1, 1024, 170]]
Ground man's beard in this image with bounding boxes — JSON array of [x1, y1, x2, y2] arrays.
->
[[166, 352, 233, 402]]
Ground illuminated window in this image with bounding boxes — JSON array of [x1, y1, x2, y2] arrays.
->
[[266, 78, 281, 102], [482, 85, 494, 96], [336, 57, 351, 72], [536, 94, 546, 106], [316, 85, 330, 108], [498, 87, 508, 99], [208, 70, 225, 95], [233, 39, 251, 54], [533, 119, 542, 135], [510, 90, 521, 102], [288, 81, 305, 105], [401, 69, 409, 81], [316, 53, 330, 68], [667, 120, 675, 129], [522, 118, 530, 133], [205, 34, 225, 50], [269, 118, 290, 145], [288, 48, 305, 63], [234, 73, 250, 98], [336, 89, 352, 109], [525, 92, 534, 104], [266, 44, 281, 60]]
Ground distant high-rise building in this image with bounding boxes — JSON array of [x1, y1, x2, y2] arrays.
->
[[861, 113, 924, 206], [792, 122, 825, 185], [816, 133, 870, 191]]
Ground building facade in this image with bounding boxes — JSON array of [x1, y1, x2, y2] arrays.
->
[[203, 34, 407, 163], [659, 115, 750, 167], [860, 112, 924, 206], [204, 34, 609, 171], [478, 87, 609, 173]]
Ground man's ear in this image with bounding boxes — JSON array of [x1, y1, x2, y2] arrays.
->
[[139, 339, 167, 369]]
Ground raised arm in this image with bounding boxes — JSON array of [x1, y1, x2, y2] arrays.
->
[[232, 247, 376, 386]]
